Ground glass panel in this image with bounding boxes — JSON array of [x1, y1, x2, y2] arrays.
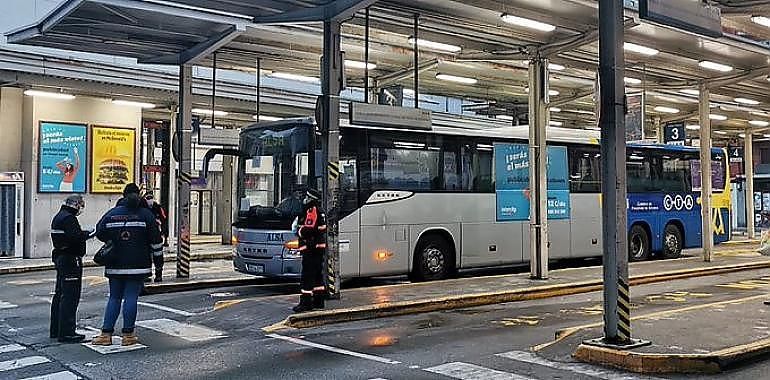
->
[[627, 150, 660, 192], [461, 143, 494, 192], [569, 146, 601, 193], [370, 147, 441, 191], [659, 155, 692, 192]]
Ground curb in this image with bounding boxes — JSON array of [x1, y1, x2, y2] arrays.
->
[[265, 259, 770, 331], [573, 336, 770, 374], [141, 277, 264, 295], [0, 250, 232, 275]]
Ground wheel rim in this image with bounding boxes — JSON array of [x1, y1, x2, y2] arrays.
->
[[423, 246, 445, 274], [630, 234, 645, 258], [665, 232, 680, 253]]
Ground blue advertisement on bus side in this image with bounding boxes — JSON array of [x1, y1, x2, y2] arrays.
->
[[494, 143, 570, 221]]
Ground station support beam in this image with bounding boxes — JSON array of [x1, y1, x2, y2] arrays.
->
[[745, 129, 756, 239], [528, 58, 549, 280], [699, 84, 713, 262], [221, 156, 234, 245], [320, 20, 343, 299], [176, 64, 193, 278]]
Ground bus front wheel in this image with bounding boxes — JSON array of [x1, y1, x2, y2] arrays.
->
[[661, 224, 683, 259], [411, 235, 453, 282], [629, 225, 650, 262]]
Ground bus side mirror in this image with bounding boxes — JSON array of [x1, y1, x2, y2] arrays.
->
[[201, 148, 248, 179]]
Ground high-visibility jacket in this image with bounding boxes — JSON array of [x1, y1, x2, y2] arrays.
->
[[96, 205, 164, 279], [297, 205, 327, 253]]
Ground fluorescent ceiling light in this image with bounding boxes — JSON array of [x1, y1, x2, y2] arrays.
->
[[752, 16, 770, 28], [653, 106, 680, 114], [192, 108, 228, 116], [496, 115, 514, 121], [764, 134, 770, 138], [344, 60, 376, 70], [408, 37, 462, 53], [587, 126, 601, 131], [714, 130, 728, 135], [549, 120, 563, 127], [500, 14, 556, 32], [709, 113, 728, 121], [624, 42, 659, 56], [698, 61, 733, 72], [623, 77, 642, 85], [735, 97, 760, 105], [739, 133, 746, 138], [270, 72, 320, 83], [112, 99, 155, 109], [526, 87, 560, 96], [23, 90, 75, 100], [679, 89, 700, 96], [253, 115, 283, 122], [750, 120, 770, 127], [435, 73, 478, 85], [550, 107, 562, 113], [549, 63, 565, 71], [686, 125, 700, 130]]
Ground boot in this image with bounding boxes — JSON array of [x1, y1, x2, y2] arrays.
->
[[292, 294, 313, 313], [121, 332, 138, 346], [58, 334, 86, 344], [154, 271, 163, 283], [91, 332, 113, 346], [312, 291, 326, 310]]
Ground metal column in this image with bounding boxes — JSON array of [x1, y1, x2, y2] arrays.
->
[[585, 0, 648, 349], [176, 64, 193, 278], [699, 84, 713, 262], [746, 129, 756, 239], [528, 58, 549, 280], [221, 156, 234, 245], [320, 20, 342, 299]]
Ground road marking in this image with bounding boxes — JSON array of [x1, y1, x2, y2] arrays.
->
[[20, 371, 81, 380], [137, 302, 196, 317], [0, 300, 18, 309], [424, 362, 534, 380], [0, 344, 25, 354], [136, 318, 226, 342], [6, 279, 53, 286], [0, 355, 51, 372], [82, 337, 147, 355], [497, 351, 657, 380], [266, 334, 401, 365]]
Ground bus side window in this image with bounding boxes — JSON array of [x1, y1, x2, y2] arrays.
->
[[461, 143, 493, 193], [568, 146, 601, 193]]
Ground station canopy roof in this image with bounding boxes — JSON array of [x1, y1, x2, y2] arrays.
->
[[8, 0, 770, 139]]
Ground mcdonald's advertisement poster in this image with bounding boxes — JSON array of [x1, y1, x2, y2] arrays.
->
[[91, 126, 136, 193]]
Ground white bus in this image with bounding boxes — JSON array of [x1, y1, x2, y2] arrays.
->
[[225, 116, 729, 281]]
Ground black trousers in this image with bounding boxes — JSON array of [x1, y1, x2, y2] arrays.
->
[[300, 251, 324, 292], [50, 255, 82, 338]]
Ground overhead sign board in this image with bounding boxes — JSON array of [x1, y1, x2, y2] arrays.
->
[[349, 102, 432, 130], [664, 122, 686, 146], [640, 0, 722, 38], [198, 128, 240, 147], [728, 146, 744, 163]]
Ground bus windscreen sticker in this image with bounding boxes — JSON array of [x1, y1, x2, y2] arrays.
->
[[494, 143, 570, 222]]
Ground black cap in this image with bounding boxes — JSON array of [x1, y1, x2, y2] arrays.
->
[[123, 183, 140, 197], [306, 188, 321, 201]]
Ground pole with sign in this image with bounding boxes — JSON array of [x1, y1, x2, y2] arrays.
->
[[664, 122, 686, 146]]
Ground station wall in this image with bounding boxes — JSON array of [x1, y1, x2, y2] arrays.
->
[[13, 93, 142, 258]]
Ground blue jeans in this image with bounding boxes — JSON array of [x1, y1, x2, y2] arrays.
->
[[101, 278, 143, 334]]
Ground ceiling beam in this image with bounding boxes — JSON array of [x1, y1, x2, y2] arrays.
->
[[140, 25, 243, 65], [254, 0, 379, 24]]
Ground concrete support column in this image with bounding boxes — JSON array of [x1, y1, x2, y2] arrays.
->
[[699, 84, 713, 262], [654, 117, 663, 144], [176, 64, 193, 278], [528, 58, 549, 280], [745, 129, 756, 239]]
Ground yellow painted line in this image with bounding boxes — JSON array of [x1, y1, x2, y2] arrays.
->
[[213, 299, 246, 311]]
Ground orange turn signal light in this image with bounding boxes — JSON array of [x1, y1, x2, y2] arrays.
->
[[284, 239, 300, 250]]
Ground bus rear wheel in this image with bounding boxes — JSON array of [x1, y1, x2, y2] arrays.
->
[[629, 225, 650, 262], [661, 224, 683, 259], [411, 235, 453, 282]]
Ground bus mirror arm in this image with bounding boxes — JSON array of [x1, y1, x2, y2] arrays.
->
[[201, 148, 248, 179]]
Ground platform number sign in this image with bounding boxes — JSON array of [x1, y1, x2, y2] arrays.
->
[[664, 122, 686, 146], [729, 147, 743, 163]]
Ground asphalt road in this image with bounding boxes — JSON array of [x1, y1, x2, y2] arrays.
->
[[1, 262, 770, 379]]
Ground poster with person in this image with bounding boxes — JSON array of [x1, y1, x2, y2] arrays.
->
[[39, 122, 88, 193], [91, 126, 136, 193]]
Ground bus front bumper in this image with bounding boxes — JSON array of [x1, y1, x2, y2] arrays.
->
[[233, 252, 302, 279]]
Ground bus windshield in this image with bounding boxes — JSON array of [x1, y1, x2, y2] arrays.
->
[[236, 121, 314, 227]]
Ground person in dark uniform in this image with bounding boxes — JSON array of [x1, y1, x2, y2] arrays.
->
[[293, 188, 327, 313], [50, 195, 92, 343], [144, 193, 168, 282]]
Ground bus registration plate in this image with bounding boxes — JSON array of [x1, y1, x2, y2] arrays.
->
[[247, 264, 265, 273]]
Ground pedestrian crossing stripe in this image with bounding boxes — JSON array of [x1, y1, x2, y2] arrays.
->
[[0, 344, 25, 354], [82, 337, 147, 355], [0, 355, 51, 372], [425, 362, 534, 380], [20, 371, 80, 380], [0, 300, 18, 309], [136, 318, 226, 342]]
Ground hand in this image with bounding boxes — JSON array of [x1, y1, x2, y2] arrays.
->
[[73, 147, 79, 155]]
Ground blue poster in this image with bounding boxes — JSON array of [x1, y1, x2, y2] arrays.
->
[[39, 122, 88, 193], [495, 143, 570, 221]]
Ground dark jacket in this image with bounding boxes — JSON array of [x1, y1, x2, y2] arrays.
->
[[297, 203, 327, 253], [96, 204, 163, 279], [51, 206, 90, 261]]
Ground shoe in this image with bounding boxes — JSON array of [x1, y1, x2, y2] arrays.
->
[[292, 294, 313, 313], [312, 292, 326, 310], [121, 332, 138, 346], [91, 333, 113, 346], [58, 334, 85, 343], [154, 274, 162, 283]]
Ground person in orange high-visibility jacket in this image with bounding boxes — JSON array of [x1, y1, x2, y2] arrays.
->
[[293, 188, 327, 313]]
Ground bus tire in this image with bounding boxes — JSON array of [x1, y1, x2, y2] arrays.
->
[[411, 235, 453, 282], [661, 224, 683, 259], [629, 224, 651, 262]]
